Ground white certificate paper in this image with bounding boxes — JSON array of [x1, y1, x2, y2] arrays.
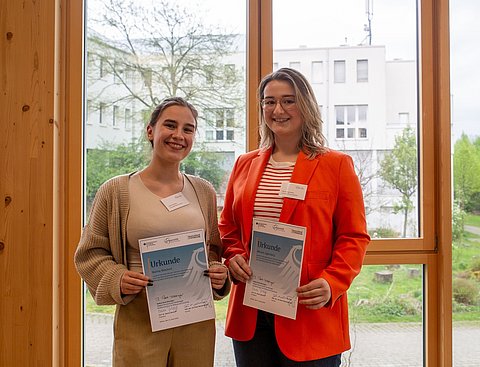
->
[[139, 229, 215, 332], [243, 218, 306, 319]]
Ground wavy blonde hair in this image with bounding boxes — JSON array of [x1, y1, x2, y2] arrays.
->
[[258, 68, 327, 158]]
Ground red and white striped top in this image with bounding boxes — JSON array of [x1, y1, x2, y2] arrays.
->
[[253, 157, 295, 221]]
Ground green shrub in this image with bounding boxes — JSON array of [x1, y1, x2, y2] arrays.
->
[[471, 257, 480, 272], [452, 278, 479, 305], [452, 199, 466, 242]]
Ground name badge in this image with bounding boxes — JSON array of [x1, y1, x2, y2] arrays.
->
[[160, 192, 190, 211], [279, 182, 307, 200]]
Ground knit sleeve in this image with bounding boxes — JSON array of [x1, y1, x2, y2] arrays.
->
[[74, 179, 131, 305]]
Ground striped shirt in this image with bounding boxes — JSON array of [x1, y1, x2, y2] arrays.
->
[[253, 157, 295, 221]]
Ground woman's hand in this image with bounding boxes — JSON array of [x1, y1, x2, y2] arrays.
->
[[297, 278, 332, 310], [120, 270, 151, 295], [227, 254, 252, 283], [206, 262, 229, 290]]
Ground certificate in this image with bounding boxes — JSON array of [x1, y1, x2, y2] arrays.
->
[[243, 218, 306, 319], [139, 229, 215, 332]]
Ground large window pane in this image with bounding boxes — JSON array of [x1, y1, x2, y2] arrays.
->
[[83, 0, 246, 365], [450, 1, 480, 366], [273, 0, 419, 239]]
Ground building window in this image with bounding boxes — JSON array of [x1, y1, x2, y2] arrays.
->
[[311, 61, 324, 84], [125, 108, 131, 130], [99, 103, 106, 125], [113, 60, 124, 84], [99, 57, 107, 78], [399, 112, 410, 125], [357, 59, 368, 82], [334, 60, 346, 83], [206, 108, 235, 141], [335, 105, 368, 139], [224, 64, 235, 83], [289, 62, 301, 71], [112, 105, 119, 127], [273, 62, 279, 71]]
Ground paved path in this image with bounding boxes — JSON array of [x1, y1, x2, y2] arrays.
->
[[85, 314, 479, 367], [465, 225, 480, 236]]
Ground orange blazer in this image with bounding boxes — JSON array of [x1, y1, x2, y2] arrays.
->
[[219, 147, 370, 361]]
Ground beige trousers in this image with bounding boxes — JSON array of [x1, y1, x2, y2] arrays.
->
[[113, 290, 216, 367]]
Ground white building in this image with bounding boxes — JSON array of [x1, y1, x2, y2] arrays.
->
[[85, 34, 418, 237]]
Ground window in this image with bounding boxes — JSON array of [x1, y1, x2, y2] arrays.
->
[[335, 105, 368, 139], [99, 102, 106, 125], [224, 64, 235, 83], [206, 108, 236, 141], [70, 2, 452, 367], [112, 105, 119, 127], [99, 57, 107, 78], [125, 108, 131, 130], [334, 60, 346, 83], [289, 61, 301, 70], [311, 61, 323, 83], [399, 112, 409, 125], [357, 59, 368, 82]]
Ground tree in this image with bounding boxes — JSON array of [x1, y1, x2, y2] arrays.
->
[[86, 139, 226, 212], [87, 0, 244, 116], [453, 134, 480, 212], [379, 127, 418, 237], [86, 139, 150, 210]]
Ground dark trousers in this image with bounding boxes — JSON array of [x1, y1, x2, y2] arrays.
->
[[232, 310, 341, 367]]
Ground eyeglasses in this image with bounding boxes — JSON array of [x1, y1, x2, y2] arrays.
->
[[260, 97, 297, 112]]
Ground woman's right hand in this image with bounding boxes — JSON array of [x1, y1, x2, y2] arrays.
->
[[228, 254, 252, 283], [120, 270, 151, 295]]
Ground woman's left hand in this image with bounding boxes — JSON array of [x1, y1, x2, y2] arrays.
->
[[206, 263, 229, 290], [296, 278, 332, 310]]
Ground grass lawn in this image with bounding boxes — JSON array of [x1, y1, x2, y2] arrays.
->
[[465, 214, 480, 227]]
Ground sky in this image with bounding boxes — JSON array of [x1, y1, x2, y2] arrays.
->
[[89, 0, 479, 142]]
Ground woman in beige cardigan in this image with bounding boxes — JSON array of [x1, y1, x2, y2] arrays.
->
[[75, 97, 230, 367]]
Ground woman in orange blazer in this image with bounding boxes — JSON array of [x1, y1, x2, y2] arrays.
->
[[219, 68, 370, 367]]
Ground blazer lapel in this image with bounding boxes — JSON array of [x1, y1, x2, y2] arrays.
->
[[279, 151, 319, 223], [242, 148, 272, 248]]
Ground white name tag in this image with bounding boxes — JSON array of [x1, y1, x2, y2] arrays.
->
[[160, 192, 190, 211], [279, 182, 307, 200]]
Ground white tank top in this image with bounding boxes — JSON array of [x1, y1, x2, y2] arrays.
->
[[126, 173, 205, 272]]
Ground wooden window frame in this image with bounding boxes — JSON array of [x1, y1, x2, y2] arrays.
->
[[61, 0, 451, 365]]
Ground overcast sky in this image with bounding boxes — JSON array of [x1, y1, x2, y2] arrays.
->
[[187, 0, 478, 141], [89, 0, 478, 141]]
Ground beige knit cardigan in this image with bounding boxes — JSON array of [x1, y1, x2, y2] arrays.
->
[[74, 172, 229, 305]]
